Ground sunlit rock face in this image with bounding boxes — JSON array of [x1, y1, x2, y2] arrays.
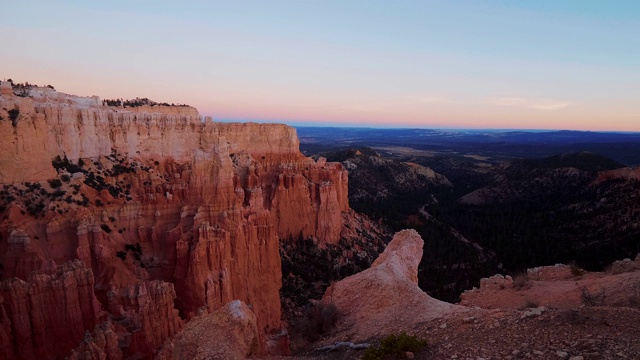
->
[[0, 84, 349, 358]]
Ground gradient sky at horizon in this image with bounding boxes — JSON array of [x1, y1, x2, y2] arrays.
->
[[2, 1, 639, 131]]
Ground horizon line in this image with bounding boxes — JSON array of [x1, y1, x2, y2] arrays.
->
[[212, 119, 640, 135]]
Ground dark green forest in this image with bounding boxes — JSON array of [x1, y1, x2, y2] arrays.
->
[[322, 147, 640, 302]]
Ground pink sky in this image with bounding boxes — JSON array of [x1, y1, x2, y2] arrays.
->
[[2, 1, 639, 131]]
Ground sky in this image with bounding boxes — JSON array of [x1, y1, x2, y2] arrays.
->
[[1, 0, 639, 131]]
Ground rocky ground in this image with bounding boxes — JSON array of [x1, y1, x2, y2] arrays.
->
[[267, 247, 640, 360], [271, 305, 640, 360], [419, 305, 640, 360]]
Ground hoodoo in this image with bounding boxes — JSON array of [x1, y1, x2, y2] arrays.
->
[[0, 83, 349, 359]]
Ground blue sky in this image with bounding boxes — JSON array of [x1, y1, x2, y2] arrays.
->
[[2, 1, 639, 130]]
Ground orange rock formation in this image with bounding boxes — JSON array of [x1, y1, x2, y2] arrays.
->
[[0, 260, 102, 359], [0, 83, 350, 359], [320, 229, 463, 341]]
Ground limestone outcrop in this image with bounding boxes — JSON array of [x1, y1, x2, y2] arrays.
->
[[460, 256, 640, 310], [0, 84, 351, 358], [320, 229, 463, 341]]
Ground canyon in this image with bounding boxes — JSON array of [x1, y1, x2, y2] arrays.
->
[[4, 82, 639, 360], [0, 82, 354, 359], [305, 231, 640, 360]]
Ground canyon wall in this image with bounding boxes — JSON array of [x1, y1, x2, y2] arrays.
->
[[0, 260, 102, 360], [0, 84, 349, 359]]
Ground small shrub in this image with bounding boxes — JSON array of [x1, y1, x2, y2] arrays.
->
[[362, 332, 428, 360], [48, 179, 63, 189], [60, 174, 71, 183], [100, 224, 112, 233], [299, 301, 340, 341], [95, 199, 104, 207], [125, 242, 143, 261], [559, 309, 589, 324], [522, 298, 539, 309], [569, 261, 585, 276], [116, 251, 127, 260], [8, 108, 19, 125], [52, 155, 65, 170], [512, 271, 530, 290], [580, 285, 605, 307]]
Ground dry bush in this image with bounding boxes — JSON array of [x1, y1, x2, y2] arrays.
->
[[569, 261, 586, 276], [362, 332, 428, 360], [521, 298, 540, 309], [512, 271, 531, 290], [559, 309, 589, 325], [580, 285, 606, 307], [298, 301, 340, 341]]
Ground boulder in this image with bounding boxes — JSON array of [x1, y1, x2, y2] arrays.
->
[[156, 300, 258, 360]]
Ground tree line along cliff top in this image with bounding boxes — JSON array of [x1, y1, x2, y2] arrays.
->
[[1, 79, 191, 108]]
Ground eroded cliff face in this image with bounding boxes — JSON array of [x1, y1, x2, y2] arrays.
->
[[0, 260, 103, 360], [0, 84, 349, 359]]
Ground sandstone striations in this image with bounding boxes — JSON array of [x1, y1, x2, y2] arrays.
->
[[0, 83, 351, 358]]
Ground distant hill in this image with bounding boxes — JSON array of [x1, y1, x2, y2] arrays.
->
[[518, 151, 625, 172], [320, 147, 496, 302], [307, 140, 640, 303], [441, 151, 640, 273], [321, 147, 450, 218], [297, 127, 640, 166]]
